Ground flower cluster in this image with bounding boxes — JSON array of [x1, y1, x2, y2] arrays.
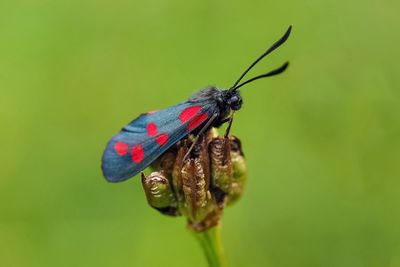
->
[[141, 128, 247, 232]]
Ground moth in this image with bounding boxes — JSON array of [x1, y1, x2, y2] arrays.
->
[[102, 26, 292, 182]]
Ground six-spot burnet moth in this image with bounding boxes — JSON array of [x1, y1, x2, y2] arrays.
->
[[102, 25, 292, 182]]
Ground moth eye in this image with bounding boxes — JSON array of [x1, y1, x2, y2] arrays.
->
[[230, 96, 241, 106], [229, 95, 242, 111]]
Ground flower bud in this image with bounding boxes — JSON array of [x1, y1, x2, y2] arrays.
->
[[209, 137, 233, 196], [226, 137, 247, 205], [141, 171, 179, 216]]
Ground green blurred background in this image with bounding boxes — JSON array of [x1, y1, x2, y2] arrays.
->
[[1, 0, 399, 266]]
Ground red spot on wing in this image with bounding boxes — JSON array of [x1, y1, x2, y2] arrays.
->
[[147, 122, 158, 136], [131, 145, 144, 163], [188, 113, 209, 130], [114, 142, 128, 156], [179, 106, 201, 123], [156, 133, 169, 146]]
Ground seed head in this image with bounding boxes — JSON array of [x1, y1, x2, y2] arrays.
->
[[142, 128, 247, 232]]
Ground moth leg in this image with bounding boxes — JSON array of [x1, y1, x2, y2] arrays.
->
[[224, 111, 236, 138], [215, 117, 230, 126], [213, 112, 235, 136], [183, 113, 219, 161]]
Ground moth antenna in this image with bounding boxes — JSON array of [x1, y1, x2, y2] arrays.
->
[[232, 62, 289, 91], [229, 25, 292, 91]]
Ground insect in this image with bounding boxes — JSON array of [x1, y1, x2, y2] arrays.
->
[[102, 26, 292, 182]]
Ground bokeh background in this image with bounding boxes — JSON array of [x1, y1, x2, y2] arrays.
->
[[1, 0, 399, 266]]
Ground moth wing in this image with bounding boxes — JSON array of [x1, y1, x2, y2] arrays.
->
[[102, 101, 216, 182]]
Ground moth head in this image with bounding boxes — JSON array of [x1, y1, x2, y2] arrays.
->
[[225, 90, 243, 111]]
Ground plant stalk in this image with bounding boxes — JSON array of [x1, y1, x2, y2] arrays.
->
[[192, 225, 228, 267]]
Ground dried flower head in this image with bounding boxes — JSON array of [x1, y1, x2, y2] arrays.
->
[[141, 128, 247, 232]]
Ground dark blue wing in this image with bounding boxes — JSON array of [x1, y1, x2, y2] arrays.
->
[[102, 101, 217, 182]]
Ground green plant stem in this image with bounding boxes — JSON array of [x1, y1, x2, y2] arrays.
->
[[192, 225, 228, 267]]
